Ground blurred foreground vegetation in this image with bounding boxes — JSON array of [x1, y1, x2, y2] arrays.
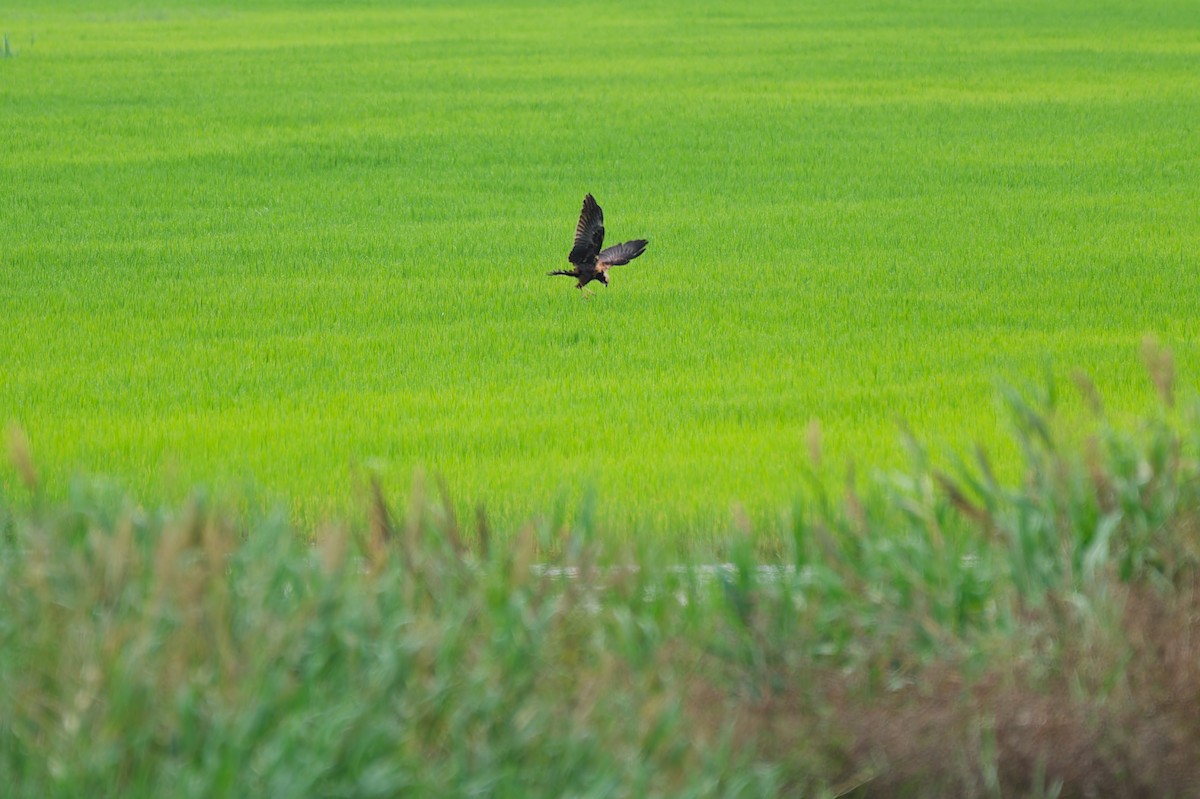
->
[[3, 363, 1200, 796]]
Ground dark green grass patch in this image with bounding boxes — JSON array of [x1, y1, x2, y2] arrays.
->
[[2, 0, 1198, 532]]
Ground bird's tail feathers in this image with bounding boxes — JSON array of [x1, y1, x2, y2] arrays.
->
[[548, 269, 577, 277]]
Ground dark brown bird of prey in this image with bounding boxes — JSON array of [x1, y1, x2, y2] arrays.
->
[[549, 194, 648, 297]]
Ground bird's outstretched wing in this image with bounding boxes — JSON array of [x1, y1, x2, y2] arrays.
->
[[597, 239, 648, 267], [568, 194, 605, 265]]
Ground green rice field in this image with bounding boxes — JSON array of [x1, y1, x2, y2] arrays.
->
[[2, 0, 1198, 536]]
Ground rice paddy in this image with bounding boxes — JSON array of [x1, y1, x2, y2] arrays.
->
[[2, 0, 1198, 536]]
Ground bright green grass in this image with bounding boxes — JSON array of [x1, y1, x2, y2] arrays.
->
[[2, 0, 1198, 535]]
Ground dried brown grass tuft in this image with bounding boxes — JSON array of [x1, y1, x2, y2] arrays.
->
[[682, 571, 1200, 798], [1141, 337, 1175, 409], [6, 423, 37, 492]]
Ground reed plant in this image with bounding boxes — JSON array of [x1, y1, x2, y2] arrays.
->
[[4, 365, 1200, 796]]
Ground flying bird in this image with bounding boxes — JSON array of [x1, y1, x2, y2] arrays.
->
[[549, 194, 648, 297]]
